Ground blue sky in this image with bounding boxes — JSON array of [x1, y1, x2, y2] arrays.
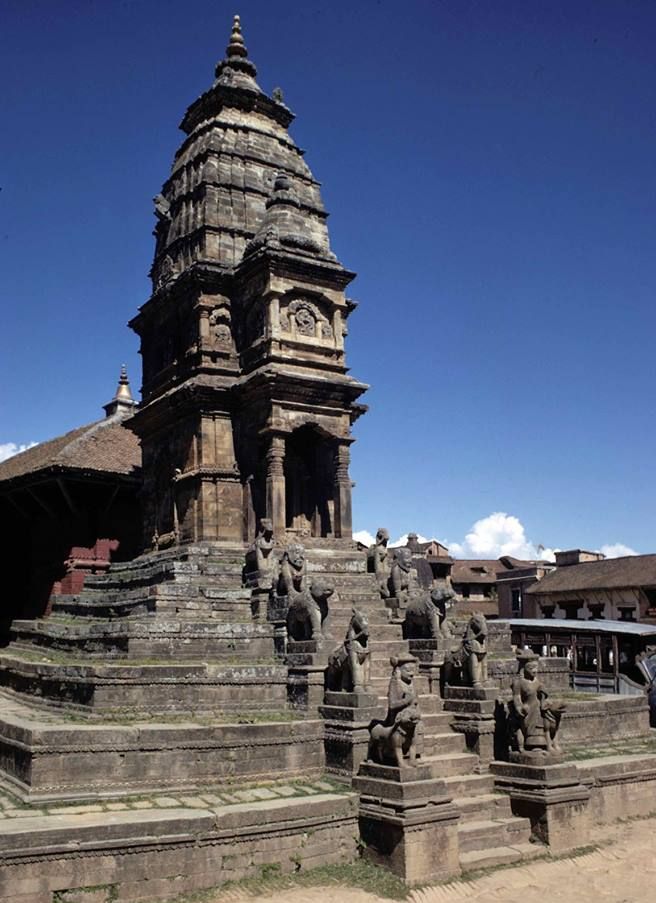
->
[[1, 0, 655, 557]]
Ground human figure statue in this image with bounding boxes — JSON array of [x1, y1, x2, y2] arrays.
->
[[443, 612, 489, 689], [390, 547, 413, 609], [325, 608, 371, 692], [368, 654, 424, 767], [278, 543, 307, 596], [368, 528, 391, 599], [405, 581, 456, 640], [245, 518, 276, 588], [510, 653, 566, 755]]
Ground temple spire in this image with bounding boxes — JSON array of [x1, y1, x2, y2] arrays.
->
[[226, 14, 247, 59], [215, 13, 258, 85], [103, 365, 138, 418]]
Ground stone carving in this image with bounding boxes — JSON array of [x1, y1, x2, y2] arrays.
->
[[443, 612, 488, 688], [208, 305, 232, 349], [325, 608, 371, 692], [153, 193, 171, 222], [390, 547, 413, 608], [272, 86, 284, 103], [245, 518, 275, 587], [368, 528, 391, 599], [321, 321, 333, 339], [368, 654, 424, 768], [155, 254, 178, 289], [510, 653, 566, 757], [295, 305, 315, 336], [405, 581, 456, 640], [278, 543, 307, 595], [287, 577, 333, 644], [278, 545, 331, 643]]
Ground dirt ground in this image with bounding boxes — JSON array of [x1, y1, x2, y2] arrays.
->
[[211, 816, 656, 903]]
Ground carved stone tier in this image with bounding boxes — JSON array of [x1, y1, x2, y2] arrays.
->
[[319, 690, 381, 779], [491, 761, 591, 852], [354, 761, 461, 885], [407, 637, 448, 695], [443, 685, 499, 769], [286, 639, 331, 711]]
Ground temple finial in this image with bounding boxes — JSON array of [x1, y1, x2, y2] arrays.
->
[[215, 13, 258, 83], [226, 14, 247, 59], [104, 365, 138, 418]]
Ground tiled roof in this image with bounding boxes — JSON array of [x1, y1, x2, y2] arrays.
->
[[526, 555, 656, 595], [0, 417, 141, 483]]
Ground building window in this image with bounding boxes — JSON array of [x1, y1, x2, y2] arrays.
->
[[511, 589, 522, 616]]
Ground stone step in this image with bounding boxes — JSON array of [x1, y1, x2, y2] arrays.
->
[[423, 751, 479, 778], [458, 816, 532, 853], [452, 792, 511, 822], [423, 732, 465, 757], [460, 842, 543, 872], [443, 772, 495, 798]]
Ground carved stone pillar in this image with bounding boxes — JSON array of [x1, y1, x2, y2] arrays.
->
[[333, 443, 352, 539], [265, 435, 286, 535]]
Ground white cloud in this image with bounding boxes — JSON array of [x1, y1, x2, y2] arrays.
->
[[355, 512, 638, 564], [599, 543, 638, 559], [447, 512, 550, 560], [353, 529, 375, 546], [390, 532, 433, 547], [0, 441, 38, 463]]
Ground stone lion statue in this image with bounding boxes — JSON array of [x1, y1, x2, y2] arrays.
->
[[405, 581, 456, 639]]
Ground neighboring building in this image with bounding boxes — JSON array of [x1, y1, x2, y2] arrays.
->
[[497, 561, 556, 618], [0, 370, 141, 634], [526, 550, 656, 623], [451, 556, 549, 618]]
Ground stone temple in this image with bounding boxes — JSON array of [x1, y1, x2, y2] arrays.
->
[[0, 16, 655, 902]]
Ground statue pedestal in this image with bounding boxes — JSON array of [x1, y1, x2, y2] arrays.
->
[[491, 761, 590, 852], [443, 686, 498, 770], [319, 690, 382, 779], [286, 639, 331, 712], [353, 761, 461, 885], [407, 637, 448, 694]]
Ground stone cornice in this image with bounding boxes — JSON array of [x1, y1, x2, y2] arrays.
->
[[180, 83, 294, 135]]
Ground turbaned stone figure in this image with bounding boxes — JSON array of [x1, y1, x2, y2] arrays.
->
[[368, 654, 424, 767], [368, 527, 391, 599], [443, 612, 488, 688], [510, 653, 566, 758], [325, 608, 371, 692], [390, 547, 413, 609], [245, 518, 276, 588]]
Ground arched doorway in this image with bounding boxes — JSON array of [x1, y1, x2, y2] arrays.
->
[[284, 425, 334, 537]]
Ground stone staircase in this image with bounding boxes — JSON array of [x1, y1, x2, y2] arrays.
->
[[302, 543, 539, 872]]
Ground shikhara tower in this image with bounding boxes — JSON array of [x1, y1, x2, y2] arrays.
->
[[129, 16, 367, 547]]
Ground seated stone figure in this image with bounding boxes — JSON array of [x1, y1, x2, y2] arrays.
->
[[367, 527, 391, 599], [405, 581, 456, 640], [244, 518, 276, 587], [509, 653, 566, 757], [368, 654, 424, 768], [389, 547, 413, 609], [443, 612, 488, 689], [278, 545, 332, 644], [325, 608, 371, 692]]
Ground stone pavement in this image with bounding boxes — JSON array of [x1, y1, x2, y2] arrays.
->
[[0, 779, 338, 819], [210, 816, 656, 903]]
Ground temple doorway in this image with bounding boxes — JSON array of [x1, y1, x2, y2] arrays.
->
[[284, 425, 334, 537]]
